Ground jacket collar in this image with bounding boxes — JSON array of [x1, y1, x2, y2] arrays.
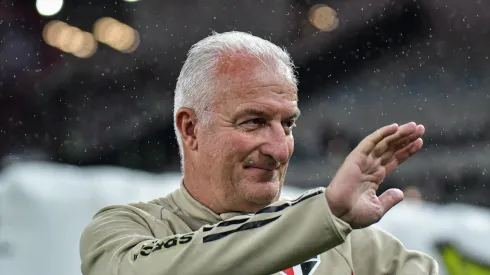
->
[[169, 181, 251, 230]]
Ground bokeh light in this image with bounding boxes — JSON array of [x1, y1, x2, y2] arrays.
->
[[93, 17, 140, 53], [35, 0, 63, 17], [308, 4, 339, 32], [42, 21, 97, 58]]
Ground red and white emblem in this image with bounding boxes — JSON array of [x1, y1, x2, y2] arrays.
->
[[280, 255, 320, 275]]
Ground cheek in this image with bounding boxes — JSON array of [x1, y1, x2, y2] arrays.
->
[[202, 132, 248, 162], [199, 130, 225, 158], [228, 133, 257, 157]]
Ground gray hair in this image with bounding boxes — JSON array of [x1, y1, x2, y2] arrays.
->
[[173, 31, 298, 169]]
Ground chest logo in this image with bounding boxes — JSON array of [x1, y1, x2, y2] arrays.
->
[[280, 255, 321, 275]]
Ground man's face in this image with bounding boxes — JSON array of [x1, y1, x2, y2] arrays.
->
[[196, 63, 299, 212]]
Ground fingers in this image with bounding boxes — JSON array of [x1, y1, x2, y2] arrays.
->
[[372, 122, 418, 157], [357, 123, 399, 155], [378, 188, 404, 215], [380, 124, 425, 165], [384, 138, 424, 174], [392, 125, 425, 150]]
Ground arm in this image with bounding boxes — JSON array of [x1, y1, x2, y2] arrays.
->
[[80, 188, 352, 275], [350, 226, 439, 275]]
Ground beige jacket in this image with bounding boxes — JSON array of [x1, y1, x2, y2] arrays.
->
[[80, 185, 439, 275]]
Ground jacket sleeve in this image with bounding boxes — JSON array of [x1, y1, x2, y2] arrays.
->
[[350, 225, 439, 275], [80, 188, 352, 275]]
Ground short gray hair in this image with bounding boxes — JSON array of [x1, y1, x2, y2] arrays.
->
[[173, 31, 297, 169]]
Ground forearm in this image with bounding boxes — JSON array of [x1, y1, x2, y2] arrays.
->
[[81, 188, 352, 275]]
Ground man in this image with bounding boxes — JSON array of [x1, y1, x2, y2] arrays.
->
[[80, 31, 439, 275]]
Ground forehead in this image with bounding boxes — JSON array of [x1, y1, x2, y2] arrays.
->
[[212, 53, 298, 113]]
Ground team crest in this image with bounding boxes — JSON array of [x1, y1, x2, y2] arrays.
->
[[280, 255, 320, 275]]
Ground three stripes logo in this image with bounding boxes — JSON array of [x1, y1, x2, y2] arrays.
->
[[199, 190, 326, 275], [280, 255, 321, 275], [202, 190, 324, 243]]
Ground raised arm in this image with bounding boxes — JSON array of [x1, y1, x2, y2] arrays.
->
[[80, 188, 351, 275]]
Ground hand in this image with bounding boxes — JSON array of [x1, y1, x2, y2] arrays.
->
[[324, 122, 425, 229]]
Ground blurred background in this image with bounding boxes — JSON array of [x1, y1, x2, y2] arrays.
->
[[0, 0, 489, 274]]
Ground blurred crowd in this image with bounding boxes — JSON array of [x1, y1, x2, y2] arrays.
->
[[1, 0, 489, 207]]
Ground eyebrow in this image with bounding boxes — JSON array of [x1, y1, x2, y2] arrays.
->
[[234, 108, 301, 120]]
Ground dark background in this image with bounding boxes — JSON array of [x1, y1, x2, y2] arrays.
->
[[1, 0, 489, 206]]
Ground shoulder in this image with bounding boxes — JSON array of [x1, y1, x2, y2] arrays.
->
[[349, 224, 403, 248], [81, 202, 161, 238], [81, 196, 176, 237], [347, 225, 433, 260], [332, 225, 405, 259], [89, 197, 177, 225], [80, 199, 174, 248]]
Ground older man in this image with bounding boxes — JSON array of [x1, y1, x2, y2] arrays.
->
[[80, 31, 439, 275]]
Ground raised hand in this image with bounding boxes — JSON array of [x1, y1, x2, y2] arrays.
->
[[324, 122, 425, 229]]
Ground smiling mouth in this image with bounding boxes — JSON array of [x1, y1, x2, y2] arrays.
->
[[244, 166, 275, 172]]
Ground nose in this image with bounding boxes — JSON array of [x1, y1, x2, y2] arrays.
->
[[259, 122, 291, 164]]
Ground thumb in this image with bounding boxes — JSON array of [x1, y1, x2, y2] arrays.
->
[[378, 188, 404, 215]]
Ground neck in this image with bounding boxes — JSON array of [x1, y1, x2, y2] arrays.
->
[[182, 161, 228, 214], [182, 164, 271, 214]]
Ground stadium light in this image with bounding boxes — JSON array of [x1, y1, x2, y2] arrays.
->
[[42, 21, 97, 58], [308, 4, 339, 32], [36, 0, 63, 17], [93, 17, 140, 53]]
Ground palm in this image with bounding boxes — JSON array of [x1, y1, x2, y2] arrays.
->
[[325, 122, 425, 229]]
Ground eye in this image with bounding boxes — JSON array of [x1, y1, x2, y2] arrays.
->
[[282, 120, 297, 129], [243, 118, 267, 126], [240, 118, 267, 130]]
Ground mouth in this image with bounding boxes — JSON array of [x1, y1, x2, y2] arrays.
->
[[244, 165, 276, 172]]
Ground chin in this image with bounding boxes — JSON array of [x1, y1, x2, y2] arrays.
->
[[241, 179, 282, 206]]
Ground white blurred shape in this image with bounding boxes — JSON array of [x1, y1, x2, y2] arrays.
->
[[36, 0, 63, 17]]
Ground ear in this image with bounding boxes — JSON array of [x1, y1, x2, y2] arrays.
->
[[176, 107, 199, 151]]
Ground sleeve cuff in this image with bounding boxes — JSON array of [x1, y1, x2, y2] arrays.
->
[[319, 187, 353, 241]]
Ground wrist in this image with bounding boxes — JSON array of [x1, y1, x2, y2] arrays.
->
[[324, 188, 350, 223]]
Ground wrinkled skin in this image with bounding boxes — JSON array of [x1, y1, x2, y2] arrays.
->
[[177, 53, 426, 229], [177, 57, 298, 213]]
